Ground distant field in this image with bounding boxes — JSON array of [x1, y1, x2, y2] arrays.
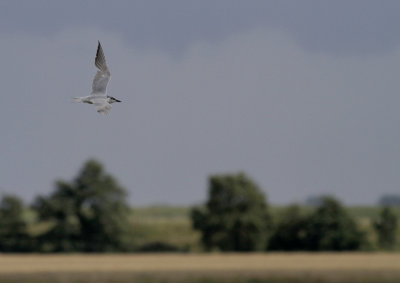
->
[[0, 253, 399, 283], [130, 205, 400, 251], [6, 205, 400, 282], [131, 204, 400, 219], [130, 205, 201, 251], [132, 205, 191, 219], [25, 205, 400, 252]]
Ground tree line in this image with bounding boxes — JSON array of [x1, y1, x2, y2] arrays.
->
[[0, 160, 132, 252], [192, 173, 398, 251], [0, 159, 398, 252]]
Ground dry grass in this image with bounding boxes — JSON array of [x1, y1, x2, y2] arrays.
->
[[1, 253, 399, 273], [0, 253, 399, 282]]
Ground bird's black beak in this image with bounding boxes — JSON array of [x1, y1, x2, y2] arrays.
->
[[116, 99, 121, 102]]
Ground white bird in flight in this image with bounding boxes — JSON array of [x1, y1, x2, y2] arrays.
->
[[74, 41, 121, 114]]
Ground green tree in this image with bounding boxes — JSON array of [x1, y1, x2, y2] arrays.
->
[[33, 159, 133, 252], [0, 195, 33, 252], [373, 207, 398, 250], [191, 172, 271, 251], [268, 205, 308, 251], [305, 196, 366, 251]]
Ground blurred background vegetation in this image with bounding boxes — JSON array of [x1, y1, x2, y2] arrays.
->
[[0, 159, 399, 253]]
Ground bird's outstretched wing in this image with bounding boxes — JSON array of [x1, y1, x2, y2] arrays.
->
[[91, 41, 111, 95], [92, 97, 112, 114]]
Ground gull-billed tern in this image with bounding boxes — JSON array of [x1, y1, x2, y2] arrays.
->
[[74, 41, 121, 114]]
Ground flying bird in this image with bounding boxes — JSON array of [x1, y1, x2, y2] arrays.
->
[[74, 41, 121, 114]]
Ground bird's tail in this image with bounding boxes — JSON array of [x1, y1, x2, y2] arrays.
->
[[73, 97, 83, 103]]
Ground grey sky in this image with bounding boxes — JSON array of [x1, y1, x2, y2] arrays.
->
[[1, 1, 400, 205]]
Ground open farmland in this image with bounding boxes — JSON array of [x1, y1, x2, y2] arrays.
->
[[129, 205, 400, 251], [0, 253, 399, 283]]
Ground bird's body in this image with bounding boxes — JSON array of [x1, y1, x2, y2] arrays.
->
[[74, 41, 121, 114]]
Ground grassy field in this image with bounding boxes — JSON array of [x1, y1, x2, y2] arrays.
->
[[130, 205, 201, 251], [131, 204, 400, 220], [27, 204, 399, 252], [130, 205, 400, 251], [4, 205, 400, 282], [0, 253, 399, 283]]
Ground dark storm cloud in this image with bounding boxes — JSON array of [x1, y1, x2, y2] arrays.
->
[[1, 0, 400, 56]]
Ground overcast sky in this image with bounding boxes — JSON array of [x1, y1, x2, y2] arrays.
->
[[1, 0, 400, 205]]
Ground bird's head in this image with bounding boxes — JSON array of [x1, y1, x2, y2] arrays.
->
[[108, 96, 121, 103]]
